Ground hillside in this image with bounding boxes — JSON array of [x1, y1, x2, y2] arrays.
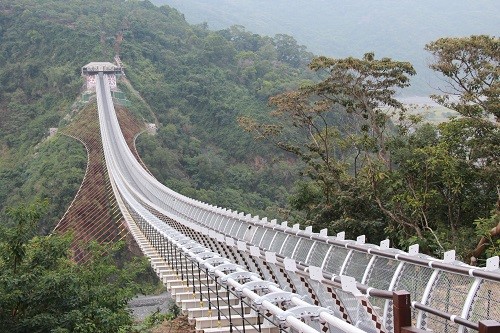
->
[[0, 0, 312, 228], [0, 0, 497, 261], [153, 0, 500, 96]]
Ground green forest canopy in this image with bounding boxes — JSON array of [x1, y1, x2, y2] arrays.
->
[[154, 0, 500, 96], [0, 0, 497, 262]]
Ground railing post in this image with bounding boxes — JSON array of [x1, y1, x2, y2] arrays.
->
[[256, 309, 262, 332], [215, 276, 221, 323], [393, 291, 412, 333], [191, 261, 196, 294], [206, 268, 212, 312], [179, 248, 184, 280], [198, 262, 204, 305], [227, 285, 233, 332], [479, 320, 500, 333], [240, 293, 246, 333]]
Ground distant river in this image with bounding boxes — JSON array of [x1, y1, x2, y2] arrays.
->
[[397, 96, 440, 106]]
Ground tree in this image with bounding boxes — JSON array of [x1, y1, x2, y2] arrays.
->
[[426, 35, 499, 121], [375, 123, 488, 254], [307, 53, 415, 167], [426, 35, 500, 261], [0, 200, 154, 333], [239, 53, 415, 238], [273, 34, 312, 67]]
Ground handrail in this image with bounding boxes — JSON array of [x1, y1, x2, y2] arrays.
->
[[96, 73, 368, 333], [411, 302, 478, 331], [95, 72, 500, 333]]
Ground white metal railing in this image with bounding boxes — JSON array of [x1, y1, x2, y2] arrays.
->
[[95, 73, 500, 333], [97, 73, 370, 333]]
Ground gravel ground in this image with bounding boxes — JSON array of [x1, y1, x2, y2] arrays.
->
[[128, 292, 175, 321]]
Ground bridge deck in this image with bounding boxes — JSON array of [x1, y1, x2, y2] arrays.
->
[[90, 71, 499, 333]]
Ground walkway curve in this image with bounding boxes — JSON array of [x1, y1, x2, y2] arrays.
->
[[95, 72, 499, 333]]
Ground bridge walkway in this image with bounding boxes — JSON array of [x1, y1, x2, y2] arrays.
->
[[90, 71, 499, 333]]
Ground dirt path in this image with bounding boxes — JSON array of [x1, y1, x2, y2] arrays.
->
[[152, 316, 195, 333]]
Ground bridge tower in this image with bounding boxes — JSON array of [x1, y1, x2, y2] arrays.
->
[[82, 61, 123, 91], [54, 63, 141, 262]]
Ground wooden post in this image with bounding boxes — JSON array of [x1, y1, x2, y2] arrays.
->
[[479, 320, 500, 333], [393, 291, 412, 333]]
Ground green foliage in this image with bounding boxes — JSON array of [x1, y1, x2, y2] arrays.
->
[[142, 310, 175, 328], [1, 199, 49, 273], [242, 42, 498, 258], [0, 135, 86, 232], [474, 213, 500, 259], [125, 17, 314, 217], [151, 0, 499, 95], [0, 0, 315, 224], [0, 201, 153, 333], [0, 0, 114, 224], [426, 35, 499, 121], [240, 53, 415, 243]]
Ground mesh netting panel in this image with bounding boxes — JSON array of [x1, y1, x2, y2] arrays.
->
[[394, 263, 434, 304], [306, 242, 331, 267], [287, 271, 314, 304], [228, 246, 249, 269], [251, 256, 276, 284], [259, 229, 276, 250], [205, 214, 215, 228], [207, 215, 217, 229], [228, 221, 242, 237], [239, 252, 262, 278], [269, 232, 288, 252], [286, 271, 314, 304], [364, 257, 398, 288], [465, 280, 500, 333], [312, 282, 365, 332], [266, 262, 294, 292], [251, 227, 266, 246], [343, 250, 372, 279], [364, 257, 399, 312], [281, 236, 300, 257], [292, 239, 314, 263], [308, 280, 347, 318], [424, 271, 474, 333], [212, 216, 223, 230], [323, 246, 350, 275], [337, 289, 379, 333], [222, 218, 235, 233], [206, 238, 223, 256], [209, 215, 219, 229], [236, 222, 247, 239]]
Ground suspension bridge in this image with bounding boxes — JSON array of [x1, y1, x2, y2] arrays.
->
[[57, 66, 500, 333]]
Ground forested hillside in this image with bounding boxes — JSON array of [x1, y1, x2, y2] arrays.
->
[[0, 0, 497, 263], [153, 0, 500, 96], [0, 0, 312, 230]]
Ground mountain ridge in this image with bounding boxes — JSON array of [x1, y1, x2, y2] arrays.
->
[[153, 0, 500, 95]]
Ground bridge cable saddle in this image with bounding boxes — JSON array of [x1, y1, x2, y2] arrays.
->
[[220, 271, 259, 285], [194, 251, 221, 261], [235, 281, 279, 297], [209, 263, 242, 274], [276, 305, 334, 328], [201, 257, 230, 269], [253, 291, 304, 310]]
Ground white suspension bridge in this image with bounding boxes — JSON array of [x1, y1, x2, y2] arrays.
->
[[92, 69, 499, 333]]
